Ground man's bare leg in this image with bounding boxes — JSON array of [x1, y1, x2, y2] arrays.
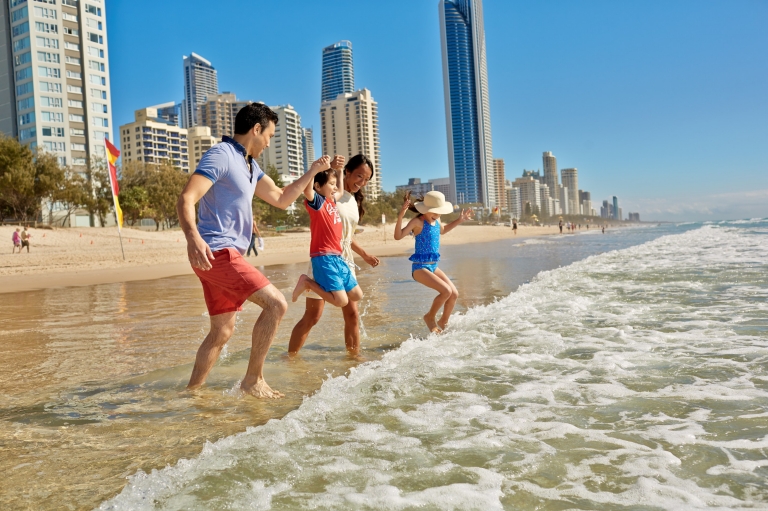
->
[[188, 311, 238, 389], [240, 284, 288, 398]]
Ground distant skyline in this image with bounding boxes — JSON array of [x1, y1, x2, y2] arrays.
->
[[107, 0, 767, 221]]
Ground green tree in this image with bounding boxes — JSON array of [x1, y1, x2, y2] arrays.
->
[[145, 162, 189, 230], [85, 158, 115, 227], [252, 165, 291, 227], [0, 135, 62, 222], [51, 169, 89, 227], [119, 186, 149, 226]]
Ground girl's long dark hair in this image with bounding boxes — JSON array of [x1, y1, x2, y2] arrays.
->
[[403, 190, 424, 216], [344, 154, 374, 219]]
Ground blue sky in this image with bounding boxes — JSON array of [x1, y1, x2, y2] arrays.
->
[[108, 1, 768, 221]]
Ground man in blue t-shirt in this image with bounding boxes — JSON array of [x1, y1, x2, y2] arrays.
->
[[177, 103, 333, 399]]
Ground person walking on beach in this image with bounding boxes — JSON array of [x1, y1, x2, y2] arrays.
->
[[12, 228, 21, 253], [394, 191, 472, 333], [288, 154, 379, 356], [512, 219, 518, 235], [177, 103, 329, 399], [290, 155, 366, 311], [246, 218, 262, 257], [20, 226, 31, 252], [559, 219, 563, 234]]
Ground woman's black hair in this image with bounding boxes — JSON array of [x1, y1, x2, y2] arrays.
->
[[344, 154, 374, 218]]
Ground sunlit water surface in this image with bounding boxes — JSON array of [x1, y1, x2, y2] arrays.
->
[[3, 223, 766, 510]]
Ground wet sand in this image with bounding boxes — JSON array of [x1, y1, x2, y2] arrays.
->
[[0, 223, 563, 293]]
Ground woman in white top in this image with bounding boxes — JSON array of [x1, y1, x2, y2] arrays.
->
[[288, 154, 379, 356]]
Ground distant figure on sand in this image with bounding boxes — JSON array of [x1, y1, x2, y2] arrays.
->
[[12, 228, 21, 253], [291, 155, 365, 314], [289, 154, 379, 356], [246, 218, 262, 257], [559, 219, 563, 234], [177, 103, 328, 399], [512, 219, 517, 235], [20, 226, 31, 252], [394, 191, 472, 333]]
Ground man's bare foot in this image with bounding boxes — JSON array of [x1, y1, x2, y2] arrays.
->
[[241, 378, 284, 399], [292, 275, 310, 302], [424, 314, 443, 334]]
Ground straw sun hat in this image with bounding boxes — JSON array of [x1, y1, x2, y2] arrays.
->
[[415, 191, 454, 215]]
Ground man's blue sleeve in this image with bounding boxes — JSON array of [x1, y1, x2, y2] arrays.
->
[[194, 146, 227, 183]]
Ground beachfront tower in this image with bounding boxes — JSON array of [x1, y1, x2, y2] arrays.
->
[[613, 196, 619, 220], [561, 168, 580, 215], [181, 52, 218, 128], [302, 127, 315, 172], [543, 152, 559, 195], [321, 40, 354, 103], [2, 0, 114, 209], [257, 104, 304, 184], [439, 0, 495, 208]]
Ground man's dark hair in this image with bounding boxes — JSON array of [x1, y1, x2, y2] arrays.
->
[[234, 103, 279, 135]]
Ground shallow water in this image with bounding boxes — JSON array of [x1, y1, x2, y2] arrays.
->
[[4, 224, 755, 510]]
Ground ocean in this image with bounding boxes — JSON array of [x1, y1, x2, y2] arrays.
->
[[2, 221, 767, 510]]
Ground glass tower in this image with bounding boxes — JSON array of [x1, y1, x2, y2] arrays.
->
[[321, 40, 353, 102], [439, 0, 495, 208], [181, 52, 217, 129]]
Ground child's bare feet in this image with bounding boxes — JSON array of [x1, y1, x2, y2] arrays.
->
[[437, 318, 450, 331], [424, 314, 443, 334], [292, 275, 310, 302]]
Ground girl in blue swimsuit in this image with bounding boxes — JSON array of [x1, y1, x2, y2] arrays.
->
[[394, 191, 472, 333]]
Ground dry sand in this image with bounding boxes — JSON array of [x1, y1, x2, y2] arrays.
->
[[0, 223, 562, 293]]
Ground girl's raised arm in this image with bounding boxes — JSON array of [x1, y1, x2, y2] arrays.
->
[[394, 195, 417, 240], [330, 155, 345, 201]]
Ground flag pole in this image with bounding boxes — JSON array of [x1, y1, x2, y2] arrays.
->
[[104, 138, 125, 260]]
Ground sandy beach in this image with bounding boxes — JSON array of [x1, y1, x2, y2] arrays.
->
[[0, 223, 563, 293]]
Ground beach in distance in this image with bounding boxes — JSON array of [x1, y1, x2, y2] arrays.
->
[[0, 222, 571, 293]]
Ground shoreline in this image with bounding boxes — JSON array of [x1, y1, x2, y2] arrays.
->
[[0, 223, 587, 294]]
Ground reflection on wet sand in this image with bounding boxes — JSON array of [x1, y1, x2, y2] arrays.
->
[[0, 232, 645, 510]]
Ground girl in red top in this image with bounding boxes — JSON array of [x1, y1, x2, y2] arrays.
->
[[292, 155, 363, 308]]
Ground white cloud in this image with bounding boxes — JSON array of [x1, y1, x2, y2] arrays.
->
[[622, 189, 768, 222]]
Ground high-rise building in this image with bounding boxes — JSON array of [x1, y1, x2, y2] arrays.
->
[[319, 88, 381, 199], [187, 125, 217, 171], [506, 186, 521, 220], [512, 176, 540, 216], [119, 107, 189, 172], [439, 0, 494, 208], [561, 168, 579, 215], [539, 183, 554, 217], [493, 158, 507, 210], [153, 101, 181, 126], [543, 151, 559, 195], [196, 92, 250, 140], [430, 177, 454, 204], [2, 0, 113, 169], [302, 127, 315, 172], [559, 184, 569, 215], [396, 178, 434, 197], [580, 190, 592, 218], [257, 104, 303, 184], [321, 40, 354, 103], [181, 52, 217, 128]]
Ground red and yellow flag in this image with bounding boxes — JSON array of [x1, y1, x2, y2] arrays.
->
[[104, 138, 123, 229]]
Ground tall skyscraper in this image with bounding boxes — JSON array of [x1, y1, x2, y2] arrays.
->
[[302, 127, 315, 172], [153, 101, 181, 126], [512, 176, 540, 216], [257, 104, 304, 184], [561, 168, 579, 215], [2, 0, 113, 168], [439, 0, 494, 208], [196, 92, 250, 139], [319, 88, 381, 199], [493, 158, 507, 210], [613, 196, 619, 220], [187, 125, 217, 171], [543, 151, 559, 195], [321, 40, 354, 103], [181, 52, 217, 128]]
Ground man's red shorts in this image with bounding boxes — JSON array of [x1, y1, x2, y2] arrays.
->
[[192, 248, 270, 316]]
